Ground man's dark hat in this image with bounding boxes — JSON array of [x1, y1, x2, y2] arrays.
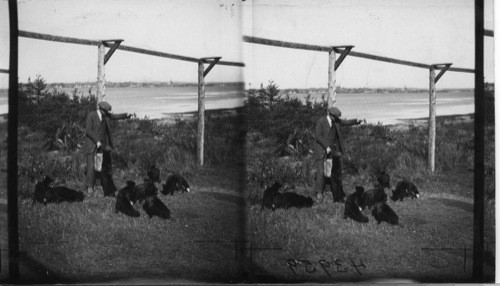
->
[[98, 101, 112, 112], [328, 107, 341, 118]]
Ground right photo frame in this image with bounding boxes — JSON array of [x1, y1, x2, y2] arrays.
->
[[242, 0, 495, 282]]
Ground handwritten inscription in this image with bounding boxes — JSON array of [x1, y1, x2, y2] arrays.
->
[[286, 257, 366, 278]]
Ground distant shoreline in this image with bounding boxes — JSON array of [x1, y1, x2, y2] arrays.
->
[[0, 110, 473, 127], [0, 86, 474, 94]]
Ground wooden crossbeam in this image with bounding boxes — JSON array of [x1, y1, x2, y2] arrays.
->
[[484, 29, 494, 37], [102, 40, 123, 65], [334, 46, 353, 71], [433, 63, 452, 83], [201, 57, 222, 78], [243, 35, 474, 73], [243, 35, 333, 52], [349, 50, 430, 69], [18, 30, 244, 67], [19, 30, 101, 46], [0, 69, 8, 74]]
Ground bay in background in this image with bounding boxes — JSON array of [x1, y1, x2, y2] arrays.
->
[[0, 87, 473, 125]]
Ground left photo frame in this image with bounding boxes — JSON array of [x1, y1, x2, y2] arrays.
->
[[1, 0, 247, 283]]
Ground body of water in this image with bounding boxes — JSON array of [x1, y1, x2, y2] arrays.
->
[[291, 91, 473, 125], [0, 88, 473, 125]]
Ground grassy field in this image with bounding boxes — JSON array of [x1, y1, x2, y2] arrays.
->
[[18, 166, 246, 283], [245, 111, 495, 283], [0, 81, 496, 282], [12, 107, 248, 283]]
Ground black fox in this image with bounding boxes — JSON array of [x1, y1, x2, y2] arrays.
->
[[261, 181, 282, 210], [115, 181, 140, 217], [162, 174, 190, 195], [377, 171, 391, 189], [343, 186, 369, 223], [362, 185, 388, 210], [372, 201, 399, 225], [44, 186, 84, 204], [147, 164, 161, 183], [391, 180, 419, 201], [143, 195, 171, 219], [134, 177, 158, 204], [273, 192, 313, 210], [33, 176, 53, 205]]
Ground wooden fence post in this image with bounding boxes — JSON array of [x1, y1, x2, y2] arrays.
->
[[428, 66, 436, 173], [327, 49, 337, 111], [97, 43, 106, 106], [197, 61, 205, 167]]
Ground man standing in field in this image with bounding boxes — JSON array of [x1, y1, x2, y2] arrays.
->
[[84, 101, 132, 197], [313, 107, 362, 202]]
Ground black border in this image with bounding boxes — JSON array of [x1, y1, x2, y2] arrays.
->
[[473, 0, 485, 282], [7, 0, 19, 281], [5, 0, 489, 283]]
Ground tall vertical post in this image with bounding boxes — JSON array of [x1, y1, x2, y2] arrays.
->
[[428, 66, 436, 173], [197, 61, 205, 167], [327, 49, 337, 110], [97, 43, 106, 105], [8, 0, 20, 281]]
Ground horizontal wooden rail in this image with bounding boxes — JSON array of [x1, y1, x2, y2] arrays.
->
[[484, 29, 494, 37], [19, 30, 101, 46], [243, 35, 474, 73], [0, 69, 9, 74], [19, 30, 244, 67]]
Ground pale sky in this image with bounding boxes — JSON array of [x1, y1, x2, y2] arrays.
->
[[0, 0, 496, 89], [0, 0, 244, 88], [243, 0, 494, 89]]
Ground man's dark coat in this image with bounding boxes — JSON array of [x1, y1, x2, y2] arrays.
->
[[84, 110, 129, 154], [313, 116, 358, 160]]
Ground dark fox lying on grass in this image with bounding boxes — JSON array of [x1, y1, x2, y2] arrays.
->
[[33, 176, 85, 205], [343, 186, 369, 223], [261, 181, 313, 210], [115, 181, 140, 217], [33, 176, 53, 205], [162, 174, 190, 195], [273, 192, 313, 210], [143, 195, 171, 219], [44, 186, 85, 204], [391, 180, 420, 201], [372, 201, 399, 225]]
